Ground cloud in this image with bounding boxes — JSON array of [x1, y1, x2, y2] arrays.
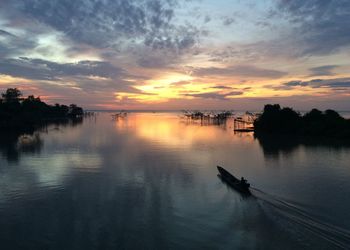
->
[[184, 91, 243, 100], [317, 80, 350, 88], [309, 65, 338, 76], [137, 56, 169, 69], [1, 0, 204, 72], [284, 80, 309, 87], [1, 0, 350, 110], [211, 85, 233, 90], [222, 17, 235, 26], [3, 0, 200, 53], [226, 91, 244, 96], [143, 24, 200, 52], [281, 78, 350, 89], [208, 44, 263, 63], [210, 2, 350, 62], [0, 57, 126, 80], [72, 77, 143, 94], [0, 29, 38, 58], [169, 80, 190, 87], [204, 15, 211, 23], [136, 50, 180, 69], [0, 29, 15, 37], [276, 0, 350, 55], [192, 65, 287, 78]]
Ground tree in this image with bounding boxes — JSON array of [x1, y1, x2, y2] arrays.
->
[[304, 109, 323, 121], [1, 88, 22, 103], [68, 104, 83, 117], [324, 109, 343, 121]]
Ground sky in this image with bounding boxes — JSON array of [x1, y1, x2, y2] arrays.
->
[[0, 0, 350, 110]]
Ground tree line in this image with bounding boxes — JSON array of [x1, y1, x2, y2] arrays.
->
[[254, 104, 350, 138], [0, 88, 83, 128]]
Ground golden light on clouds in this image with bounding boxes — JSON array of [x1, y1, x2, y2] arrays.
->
[[1, 0, 350, 110]]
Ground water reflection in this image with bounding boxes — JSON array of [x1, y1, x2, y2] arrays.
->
[[0, 113, 350, 249], [0, 117, 83, 163], [0, 129, 42, 162], [255, 133, 350, 159], [114, 113, 246, 149]]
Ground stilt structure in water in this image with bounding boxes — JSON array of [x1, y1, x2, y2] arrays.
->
[[182, 111, 233, 126], [233, 112, 258, 132]]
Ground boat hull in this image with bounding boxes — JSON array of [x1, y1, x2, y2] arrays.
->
[[217, 166, 251, 195]]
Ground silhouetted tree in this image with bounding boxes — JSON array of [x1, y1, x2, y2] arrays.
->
[[304, 109, 323, 122], [254, 104, 302, 133], [68, 104, 83, 117], [2, 88, 22, 103], [254, 104, 350, 138], [324, 109, 343, 121], [0, 88, 83, 128]]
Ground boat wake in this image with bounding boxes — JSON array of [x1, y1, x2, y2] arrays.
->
[[250, 187, 350, 249]]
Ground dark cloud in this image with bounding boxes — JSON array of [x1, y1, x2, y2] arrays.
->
[[0, 29, 38, 58], [309, 65, 338, 76], [1, 0, 203, 72], [204, 15, 211, 23], [184, 91, 243, 100], [143, 24, 200, 52], [193, 65, 287, 78], [222, 17, 235, 26], [211, 85, 233, 89], [17, 80, 147, 108], [3, 0, 199, 53], [0, 57, 126, 80], [130, 28, 201, 69], [209, 45, 260, 63], [226, 91, 244, 96], [70, 77, 143, 94], [276, 0, 350, 55], [207, 38, 305, 63], [284, 80, 309, 87], [137, 56, 171, 69], [318, 81, 350, 88], [0, 29, 15, 37], [280, 78, 350, 90], [211, 2, 350, 62]]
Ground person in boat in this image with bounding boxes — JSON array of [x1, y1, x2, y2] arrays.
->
[[240, 177, 248, 185]]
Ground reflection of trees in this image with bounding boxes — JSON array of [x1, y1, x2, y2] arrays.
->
[[0, 129, 41, 162], [18, 133, 43, 154], [48, 116, 84, 128], [0, 117, 83, 163], [255, 133, 350, 159]]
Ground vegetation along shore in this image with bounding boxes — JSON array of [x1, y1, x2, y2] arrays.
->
[[0, 88, 83, 129], [254, 104, 350, 138]]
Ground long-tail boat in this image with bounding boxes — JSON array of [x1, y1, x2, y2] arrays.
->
[[217, 166, 251, 195]]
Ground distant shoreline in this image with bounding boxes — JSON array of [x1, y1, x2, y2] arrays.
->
[[85, 109, 350, 118]]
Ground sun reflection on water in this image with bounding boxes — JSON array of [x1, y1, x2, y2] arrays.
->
[[114, 113, 255, 149]]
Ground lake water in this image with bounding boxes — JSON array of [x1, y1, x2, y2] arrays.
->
[[1, 112, 350, 249]]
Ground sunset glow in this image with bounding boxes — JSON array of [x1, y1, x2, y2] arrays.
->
[[1, 1, 349, 110]]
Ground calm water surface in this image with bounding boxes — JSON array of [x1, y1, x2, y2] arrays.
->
[[1, 112, 350, 249]]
